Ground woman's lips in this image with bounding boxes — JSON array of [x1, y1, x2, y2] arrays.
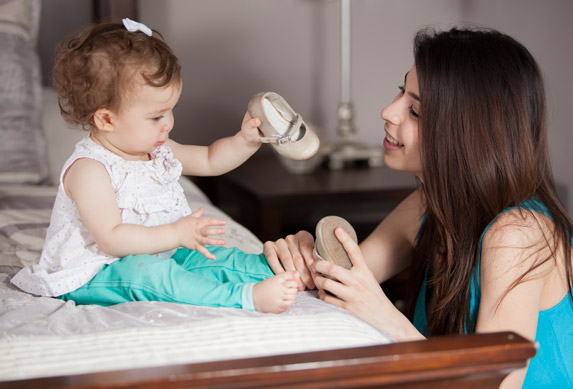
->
[[384, 137, 401, 150], [383, 133, 403, 150]]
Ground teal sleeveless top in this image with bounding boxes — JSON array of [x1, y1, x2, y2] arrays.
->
[[413, 200, 573, 388]]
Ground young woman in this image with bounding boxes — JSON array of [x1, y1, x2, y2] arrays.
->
[[263, 27, 573, 388]]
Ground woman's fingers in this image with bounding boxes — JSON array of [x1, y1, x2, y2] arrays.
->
[[287, 233, 315, 289], [295, 231, 316, 268], [335, 227, 364, 268], [263, 240, 288, 275], [313, 257, 353, 286], [314, 272, 351, 303], [317, 287, 347, 309], [262, 232, 317, 290]]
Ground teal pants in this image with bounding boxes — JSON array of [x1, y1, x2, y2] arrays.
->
[[59, 246, 274, 310]]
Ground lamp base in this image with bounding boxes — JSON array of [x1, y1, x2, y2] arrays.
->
[[325, 141, 383, 170]]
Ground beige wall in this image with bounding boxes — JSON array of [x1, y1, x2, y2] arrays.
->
[[141, 0, 568, 217]]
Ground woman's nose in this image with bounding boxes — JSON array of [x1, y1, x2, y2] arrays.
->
[[380, 102, 400, 125]]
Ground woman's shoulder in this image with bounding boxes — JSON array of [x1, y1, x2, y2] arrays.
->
[[483, 205, 555, 251], [480, 205, 557, 290]]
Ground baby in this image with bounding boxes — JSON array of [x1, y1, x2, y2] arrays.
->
[[11, 19, 298, 313]]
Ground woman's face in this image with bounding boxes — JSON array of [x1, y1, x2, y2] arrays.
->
[[380, 64, 423, 180]]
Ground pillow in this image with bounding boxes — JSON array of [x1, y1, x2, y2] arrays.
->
[[42, 87, 86, 184], [0, 0, 50, 185]]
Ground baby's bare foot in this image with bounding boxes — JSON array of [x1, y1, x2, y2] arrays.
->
[[253, 271, 298, 313]]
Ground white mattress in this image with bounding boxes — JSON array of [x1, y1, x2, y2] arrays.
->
[[0, 182, 393, 381]]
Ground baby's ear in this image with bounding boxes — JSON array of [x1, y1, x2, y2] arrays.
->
[[93, 108, 114, 132]]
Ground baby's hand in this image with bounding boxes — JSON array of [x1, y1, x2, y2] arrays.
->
[[175, 207, 226, 260], [238, 111, 262, 146]]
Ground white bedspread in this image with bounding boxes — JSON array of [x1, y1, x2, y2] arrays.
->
[[0, 182, 393, 382]]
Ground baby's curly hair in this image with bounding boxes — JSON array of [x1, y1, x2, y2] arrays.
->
[[52, 21, 181, 131]]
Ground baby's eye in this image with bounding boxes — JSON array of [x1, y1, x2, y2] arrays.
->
[[151, 115, 164, 121]]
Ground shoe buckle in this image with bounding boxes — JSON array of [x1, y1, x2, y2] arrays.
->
[[276, 134, 292, 146], [260, 133, 292, 145], [259, 114, 303, 146]]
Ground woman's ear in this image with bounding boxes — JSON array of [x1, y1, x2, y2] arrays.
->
[[93, 108, 114, 132]]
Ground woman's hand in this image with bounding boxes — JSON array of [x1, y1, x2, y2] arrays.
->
[[263, 231, 316, 291], [313, 227, 424, 341], [175, 207, 226, 260], [312, 227, 389, 326]]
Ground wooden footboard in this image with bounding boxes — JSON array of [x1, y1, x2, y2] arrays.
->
[[4, 331, 535, 388]]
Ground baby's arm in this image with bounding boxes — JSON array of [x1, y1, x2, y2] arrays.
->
[[168, 113, 261, 176], [64, 158, 226, 259]]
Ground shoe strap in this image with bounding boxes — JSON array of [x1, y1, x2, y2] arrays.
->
[[260, 114, 303, 145]]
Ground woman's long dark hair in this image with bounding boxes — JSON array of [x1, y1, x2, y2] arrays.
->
[[408, 27, 573, 335]]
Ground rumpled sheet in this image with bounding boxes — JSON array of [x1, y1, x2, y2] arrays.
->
[[0, 183, 393, 382]]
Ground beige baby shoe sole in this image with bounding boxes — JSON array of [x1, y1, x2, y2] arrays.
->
[[314, 215, 357, 270], [248, 91, 320, 160]]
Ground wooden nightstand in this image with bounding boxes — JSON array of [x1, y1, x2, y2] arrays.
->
[[194, 150, 417, 243]]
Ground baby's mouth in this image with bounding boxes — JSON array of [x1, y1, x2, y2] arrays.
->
[[385, 133, 404, 147]]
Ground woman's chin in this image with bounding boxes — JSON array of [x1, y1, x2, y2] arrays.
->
[[382, 152, 399, 170], [383, 154, 422, 179]]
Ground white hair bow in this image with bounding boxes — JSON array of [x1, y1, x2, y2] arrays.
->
[[122, 18, 152, 37]]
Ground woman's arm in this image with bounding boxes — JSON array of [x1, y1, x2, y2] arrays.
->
[[359, 188, 425, 283], [476, 209, 560, 388], [64, 158, 226, 259], [168, 113, 261, 177]]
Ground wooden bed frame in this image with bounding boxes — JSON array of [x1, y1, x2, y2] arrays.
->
[[4, 331, 535, 388]]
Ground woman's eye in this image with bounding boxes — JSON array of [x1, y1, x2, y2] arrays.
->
[[398, 85, 419, 118], [408, 105, 419, 119]]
